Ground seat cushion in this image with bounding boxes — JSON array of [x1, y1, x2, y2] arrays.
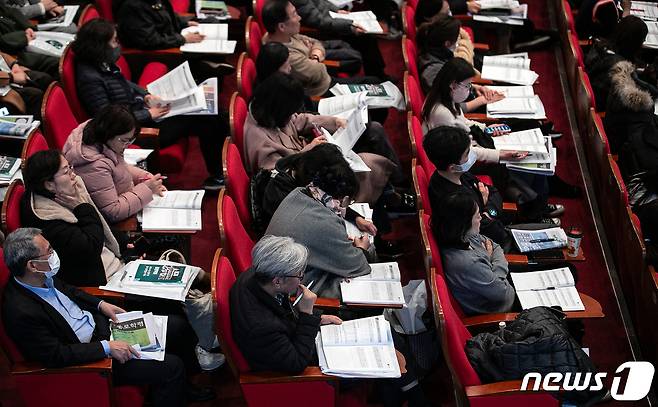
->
[[138, 62, 169, 88]]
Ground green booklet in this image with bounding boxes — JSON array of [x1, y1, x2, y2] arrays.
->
[[346, 84, 389, 97], [111, 318, 151, 347], [134, 263, 185, 283], [200, 0, 228, 15]]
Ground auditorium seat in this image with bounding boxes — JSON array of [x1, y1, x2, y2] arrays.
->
[[245, 16, 263, 59], [20, 130, 49, 165], [412, 160, 431, 215], [407, 111, 436, 175], [401, 3, 416, 42], [587, 108, 611, 202], [229, 92, 249, 162], [237, 52, 258, 101], [403, 72, 424, 120], [1, 179, 24, 234], [222, 139, 252, 227], [217, 189, 254, 275], [77, 4, 100, 26], [40, 83, 79, 150], [402, 36, 419, 81]]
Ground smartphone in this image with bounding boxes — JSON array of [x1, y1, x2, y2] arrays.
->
[[485, 124, 511, 135], [123, 235, 151, 261]]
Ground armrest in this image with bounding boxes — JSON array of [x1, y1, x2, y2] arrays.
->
[[649, 265, 658, 290], [12, 358, 112, 376], [502, 202, 517, 212], [465, 380, 530, 397], [597, 111, 606, 118], [314, 297, 341, 309], [112, 216, 139, 232], [80, 287, 125, 302], [505, 253, 529, 266], [453, 14, 473, 22], [139, 128, 160, 138], [322, 60, 342, 68], [473, 42, 490, 51], [472, 76, 494, 85], [122, 48, 182, 56], [464, 113, 496, 123], [239, 366, 337, 384]]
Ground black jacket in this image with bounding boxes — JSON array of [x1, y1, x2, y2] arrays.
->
[[0, 4, 35, 53], [2, 277, 109, 368], [290, 0, 353, 35], [229, 269, 321, 373], [584, 39, 625, 110], [115, 0, 187, 50], [20, 193, 109, 287], [75, 61, 151, 123]]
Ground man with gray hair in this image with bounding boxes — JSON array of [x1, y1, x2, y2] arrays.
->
[[230, 235, 342, 373], [1, 228, 189, 407]]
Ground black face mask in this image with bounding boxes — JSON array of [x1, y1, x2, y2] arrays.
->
[[109, 46, 121, 63]]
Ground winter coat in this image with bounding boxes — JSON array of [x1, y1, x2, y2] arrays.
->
[[0, 3, 34, 53], [289, 0, 353, 35], [75, 61, 151, 123], [62, 121, 153, 223], [115, 0, 187, 50], [230, 268, 321, 373], [584, 39, 625, 110]]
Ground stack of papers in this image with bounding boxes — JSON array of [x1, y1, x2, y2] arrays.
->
[[316, 316, 401, 378], [318, 92, 369, 122], [141, 189, 205, 231], [101, 259, 201, 301], [0, 116, 40, 139], [146, 62, 217, 118], [195, 0, 230, 20], [344, 202, 374, 244], [329, 11, 383, 34], [493, 128, 548, 153], [340, 262, 405, 306], [630, 1, 658, 20], [111, 311, 168, 360], [123, 149, 154, 166], [0, 156, 21, 184], [27, 31, 74, 58], [643, 21, 658, 48], [37, 5, 79, 29], [320, 105, 371, 172], [497, 131, 556, 175], [486, 96, 546, 119], [510, 267, 585, 311], [179, 24, 236, 54], [329, 81, 405, 110], [474, 1, 527, 25], [510, 227, 568, 253], [481, 54, 539, 85]]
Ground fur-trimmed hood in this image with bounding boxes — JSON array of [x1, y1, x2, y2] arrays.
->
[[608, 61, 655, 112]]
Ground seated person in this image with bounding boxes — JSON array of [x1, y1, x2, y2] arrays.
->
[[0, 3, 59, 77], [230, 235, 428, 406], [585, 15, 648, 110], [415, 0, 450, 26], [576, 0, 629, 40], [1, 228, 216, 406], [4, 0, 77, 33], [244, 72, 411, 211], [0, 51, 52, 117], [72, 20, 225, 190], [256, 41, 293, 83], [63, 105, 167, 224], [261, 0, 382, 98], [422, 58, 563, 223]]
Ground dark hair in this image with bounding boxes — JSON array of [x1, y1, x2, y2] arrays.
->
[[422, 57, 476, 120], [23, 149, 63, 199], [262, 0, 290, 34], [256, 42, 290, 82], [415, 0, 449, 26], [82, 104, 139, 146], [423, 126, 470, 170], [72, 19, 116, 66], [417, 14, 461, 53], [302, 144, 359, 199], [431, 191, 478, 247], [610, 16, 648, 60], [251, 72, 305, 129]]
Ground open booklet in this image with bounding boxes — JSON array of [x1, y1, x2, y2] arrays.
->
[[510, 267, 585, 311], [37, 5, 79, 29], [643, 21, 658, 48], [631, 1, 658, 21], [329, 11, 383, 34], [320, 105, 371, 172], [316, 315, 401, 378], [340, 262, 405, 306], [146, 62, 217, 118], [318, 91, 369, 122], [141, 190, 205, 231], [101, 259, 200, 301], [504, 136, 556, 175], [329, 81, 405, 110], [26, 31, 74, 58], [179, 24, 236, 54], [0, 156, 21, 183], [344, 202, 374, 244], [186, 78, 219, 115], [481, 54, 538, 86], [111, 311, 168, 361], [510, 227, 568, 253], [492, 128, 548, 154]]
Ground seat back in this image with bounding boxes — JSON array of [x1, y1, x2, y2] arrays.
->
[[59, 46, 89, 122], [412, 162, 431, 216], [617, 207, 646, 319], [402, 36, 419, 81], [245, 16, 263, 60], [1, 180, 24, 234], [236, 52, 257, 101], [21, 129, 49, 165], [222, 139, 252, 226], [601, 156, 628, 262], [404, 72, 424, 120], [588, 109, 611, 201], [0, 248, 24, 363], [575, 67, 595, 134], [563, 32, 580, 101], [77, 4, 101, 26], [407, 111, 436, 175], [229, 92, 249, 161], [252, 0, 266, 32], [95, 0, 114, 21], [41, 83, 80, 150], [402, 4, 417, 42], [211, 249, 251, 376], [218, 189, 255, 275]]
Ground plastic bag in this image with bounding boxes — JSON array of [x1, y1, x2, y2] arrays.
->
[[385, 279, 427, 335]]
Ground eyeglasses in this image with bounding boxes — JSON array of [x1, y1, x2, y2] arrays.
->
[[455, 82, 472, 91], [31, 247, 54, 261], [118, 136, 137, 146], [56, 165, 75, 178], [283, 273, 304, 280]]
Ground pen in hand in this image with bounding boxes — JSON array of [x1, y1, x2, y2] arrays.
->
[[292, 280, 315, 307]]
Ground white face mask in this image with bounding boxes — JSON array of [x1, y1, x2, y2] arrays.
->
[[33, 251, 61, 279], [448, 42, 457, 52], [451, 83, 470, 103], [451, 149, 477, 173]]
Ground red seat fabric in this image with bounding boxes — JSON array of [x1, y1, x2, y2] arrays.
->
[[404, 72, 424, 119], [237, 53, 257, 101], [475, 175, 493, 186], [245, 16, 263, 60], [402, 37, 419, 81], [21, 130, 49, 163], [171, 0, 190, 13], [137, 62, 169, 88], [229, 92, 249, 161], [0, 248, 23, 362], [463, 26, 474, 42], [563, 0, 576, 32], [408, 112, 436, 175], [219, 191, 254, 275], [253, 0, 266, 31], [402, 5, 416, 42], [95, 0, 114, 21], [41, 84, 78, 150], [77, 4, 100, 27], [407, 0, 418, 10], [414, 164, 431, 215], [60, 47, 88, 122], [2, 180, 24, 234], [224, 141, 252, 226]]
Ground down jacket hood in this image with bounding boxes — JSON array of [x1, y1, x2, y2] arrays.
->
[[62, 121, 122, 169], [608, 61, 655, 113]]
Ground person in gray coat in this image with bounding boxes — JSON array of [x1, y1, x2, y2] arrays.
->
[[433, 191, 516, 315]]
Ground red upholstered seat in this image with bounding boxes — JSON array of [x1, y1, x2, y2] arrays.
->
[[171, 0, 190, 13], [407, 111, 435, 175], [412, 163, 431, 216], [252, 0, 266, 32], [404, 72, 424, 120], [218, 190, 254, 275], [222, 139, 252, 227], [407, 0, 418, 10], [237, 52, 257, 101], [463, 26, 475, 41], [245, 16, 263, 59], [21, 130, 49, 164], [1, 180, 24, 234], [137, 61, 169, 88], [402, 36, 419, 81], [95, 0, 114, 21], [402, 4, 416, 42], [41, 83, 79, 150], [77, 4, 100, 27], [229, 92, 249, 162]]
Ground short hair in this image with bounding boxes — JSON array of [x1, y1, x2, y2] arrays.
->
[[23, 149, 62, 199], [256, 42, 290, 82], [251, 72, 305, 129], [610, 16, 648, 60], [262, 0, 290, 34], [251, 235, 308, 283], [72, 19, 117, 66], [422, 57, 476, 120], [431, 191, 478, 247], [423, 126, 471, 170], [417, 15, 461, 53], [82, 104, 140, 146], [4, 228, 43, 277], [415, 0, 449, 26]]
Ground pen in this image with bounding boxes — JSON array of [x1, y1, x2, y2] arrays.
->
[[529, 238, 556, 243], [292, 280, 315, 307], [531, 287, 556, 291]]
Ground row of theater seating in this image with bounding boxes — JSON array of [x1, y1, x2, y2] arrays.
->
[[555, 0, 658, 365]]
